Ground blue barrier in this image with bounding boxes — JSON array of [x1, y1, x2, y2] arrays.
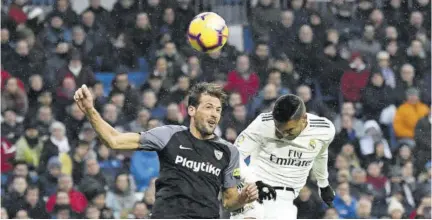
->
[[242, 25, 254, 54], [96, 72, 148, 96]]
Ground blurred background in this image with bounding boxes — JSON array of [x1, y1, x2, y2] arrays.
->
[[0, 0, 431, 219]]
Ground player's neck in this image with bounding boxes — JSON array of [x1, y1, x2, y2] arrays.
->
[[189, 125, 214, 140]]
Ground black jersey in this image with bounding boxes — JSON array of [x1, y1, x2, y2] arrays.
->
[[139, 125, 241, 219]]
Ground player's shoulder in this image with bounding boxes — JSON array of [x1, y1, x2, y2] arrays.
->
[[248, 112, 275, 130], [306, 113, 336, 139], [211, 137, 239, 159], [142, 125, 188, 136]]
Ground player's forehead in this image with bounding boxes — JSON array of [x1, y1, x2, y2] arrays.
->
[[198, 94, 222, 108]]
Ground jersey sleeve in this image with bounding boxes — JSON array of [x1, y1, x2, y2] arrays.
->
[[234, 116, 264, 157], [223, 145, 241, 189], [234, 115, 265, 183], [312, 120, 336, 188], [139, 125, 187, 151]]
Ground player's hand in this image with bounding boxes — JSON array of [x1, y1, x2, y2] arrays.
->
[[320, 185, 335, 208], [239, 183, 259, 204], [74, 84, 94, 113], [255, 181, 277, 204]]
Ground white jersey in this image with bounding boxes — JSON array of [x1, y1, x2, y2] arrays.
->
[[235, 112, 335, 196]]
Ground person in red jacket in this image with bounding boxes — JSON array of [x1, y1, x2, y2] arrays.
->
[[1, 137, 15, 173], [46, 175, 88, 214], [224, 54, 260, 104], [340, 52, 371, 102]]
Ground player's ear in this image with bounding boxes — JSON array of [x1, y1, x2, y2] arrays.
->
[[187, 105, 196, 117]]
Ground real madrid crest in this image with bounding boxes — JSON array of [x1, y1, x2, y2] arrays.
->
[[214, 150, 223, 160], [309, 139, 317, 149]]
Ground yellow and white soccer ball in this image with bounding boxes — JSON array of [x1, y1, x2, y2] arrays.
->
[[187, 12, 229, 53]]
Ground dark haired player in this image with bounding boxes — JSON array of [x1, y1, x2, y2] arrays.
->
[[74, 83, 259, 218], [231, 94, 336, 219]]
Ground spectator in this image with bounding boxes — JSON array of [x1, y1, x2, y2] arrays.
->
[[79, 158, 108, 190], [38, 157, 62, 197], [393, 88, 429, 140], [63, 103, 86, 143], [57, 50, 96, 88], [3, 176, 28, 218], [292, 25, 321, 83], [46, 175, 88, 214], [37, 14, 72, 53], [140, 90, 166, 119], [71, 141, 91, 186], [97, 144, 123, 184], [140, 72, 168, 102], [101, 32, 137, 71], [47, 0, 79, 28], [163, 103, 183, 125], [296, 84, 332, 120], [106, 172, 137, 218], [387, 197, 406, 219], [269, 10, 296, 57], [110, 0, 139, 35], [376, 51, 397, 89], [341, 52, 371, 103], [85, 0, 112, 32], [109, 72, 140, 122], [333, 182, 358, 219], [361, 71, 396, 122], [350, 168, 374, 199], [157, 7, 185, 47], [81, 9, 108, 48], [14, 210, 29, 219], [70, 26, 97, 68], [294, 186, 324, 219], [339, 143, 362, 169], [38, 121, 72, 174], [406, 39, 429, 78], [128, 12, 154, 57], [365, 141, 392, 175], [1, 207, 8, 219], [395, 63, 418, 105], [85, 205, 101, 219], [1, 77, 28, 116], [366, 162, 389, 192], [131, 201, 150, 219], [356, 197, 374, 218], [414, 114, 431, 171], [323, 207, 339, 219], [221, 104, 249, 134], [0, 138, 16, 174], [1, 109, 23, 143], [27, 74, 46, 108], [369, 9, 386, 41], [249, 83, 279, 117], [163, 74, 190, 105], [250, 42, 273, 85], [14, 121, 43, 168], [124, 109, 150, 133], [349, 25, 381, 63], [225, 54, 260, 104], [250, 0, 280, 42], [360, 120, 392, 159], [3, 40, 35, 87], [21, 186, 50, 219], [55, 76, 77, 117]]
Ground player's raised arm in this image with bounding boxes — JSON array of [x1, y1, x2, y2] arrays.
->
[[312, 120, 336, 207], [74, 84, 182, 151]]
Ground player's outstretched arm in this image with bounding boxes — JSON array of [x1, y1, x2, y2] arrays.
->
[[74, 85, 140, 150]]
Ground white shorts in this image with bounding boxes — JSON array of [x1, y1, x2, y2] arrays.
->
[[230, 189, 298, 219]]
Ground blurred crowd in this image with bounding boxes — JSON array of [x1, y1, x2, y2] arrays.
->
[[0, 0, 431, 219]]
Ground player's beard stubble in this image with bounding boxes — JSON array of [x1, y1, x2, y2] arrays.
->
[[193, 112, 217, 138]]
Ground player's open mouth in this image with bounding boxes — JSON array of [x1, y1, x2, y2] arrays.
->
[[208, 120, 216, 126]]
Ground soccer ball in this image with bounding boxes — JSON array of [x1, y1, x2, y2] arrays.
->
[[187, 12, 229, 53]]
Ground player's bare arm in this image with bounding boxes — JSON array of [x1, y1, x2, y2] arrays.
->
[[74, 84, 140, 150], [223, 184, 258, 211]]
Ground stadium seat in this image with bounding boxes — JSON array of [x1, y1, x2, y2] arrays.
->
[[138, 57, 149, 73], [242, 26, 254, 54]]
